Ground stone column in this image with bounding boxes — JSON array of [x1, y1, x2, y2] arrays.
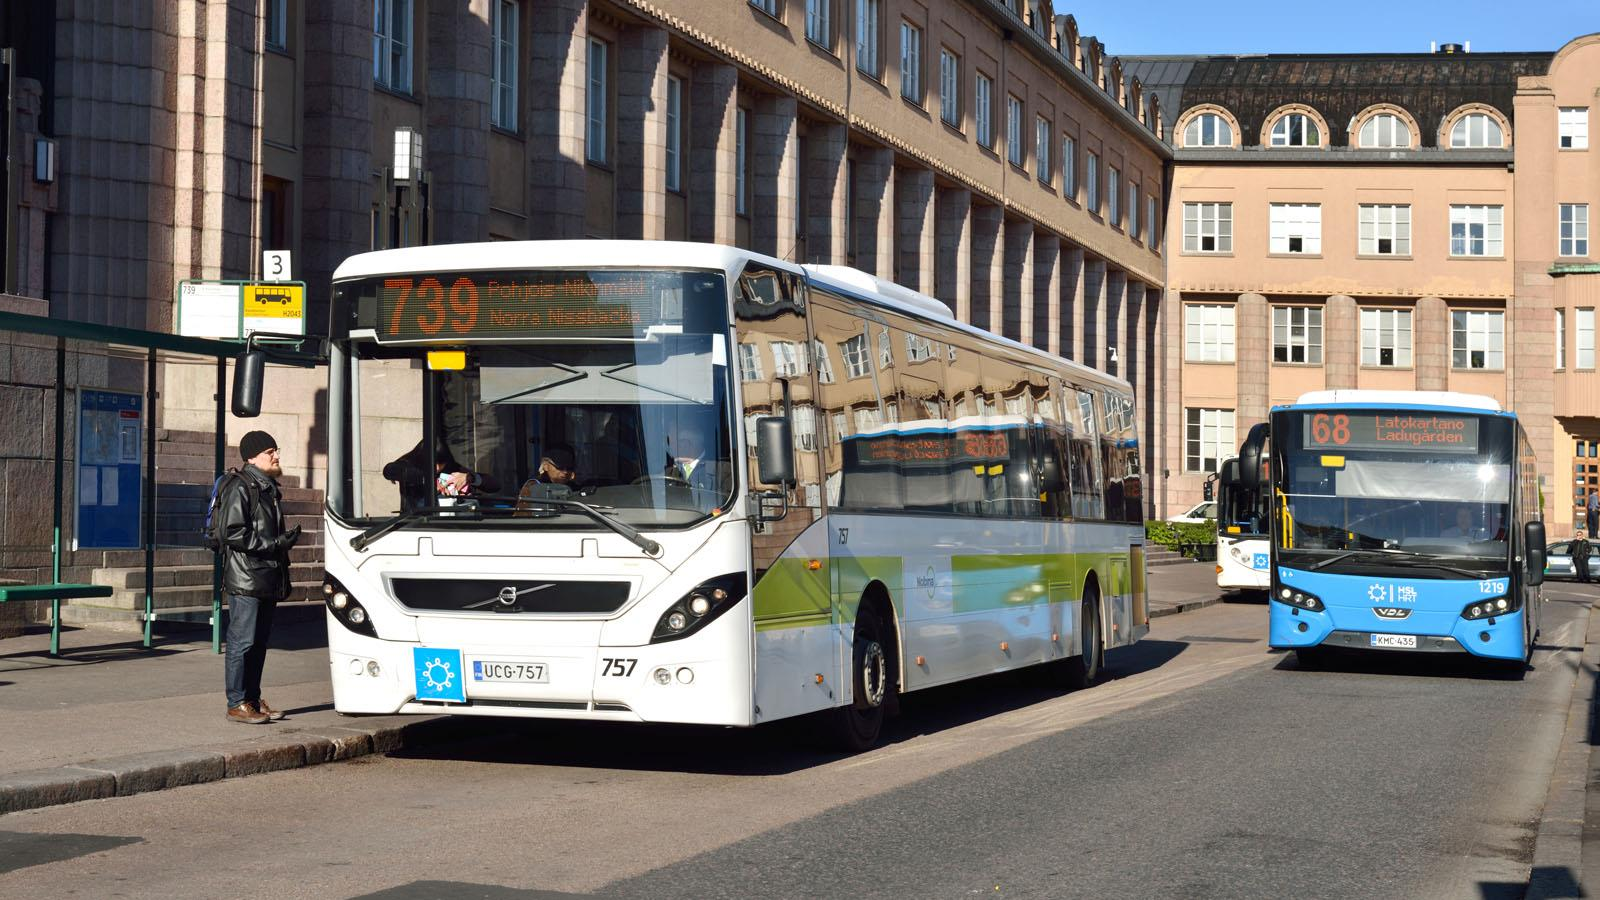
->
[[1124, 281, 1144, 395], [1324, 295, 1358, 389], [935, 187, 971, 320], [1415, 296, 1449, 391], [1060, 245, 1084, 361], [1161, 289, 1183, 516], [302, 0, 374, 333], [426, 0, 493, 244], [1080, 257, 1106, 369], [968, 204, 1004, 331], [1236, 293, 1270, 434], [1002, 218, 1035, 344], [852, 146, 895, 278], [750, 95, 799, 258], [805, 122, 849, 264], [895, 167, 936, 294], [1033, 234, 1061, 354], [688, 62, 738, 245], [528, 0, 590, 239], [1146, 287, 1167, 516], [616, 26, 669, 240], [1105, 270, 1127, 378], [1510, 275, 1556, 504]]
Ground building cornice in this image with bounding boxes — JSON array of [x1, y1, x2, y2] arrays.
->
[[1172, 148, 1514, 165]]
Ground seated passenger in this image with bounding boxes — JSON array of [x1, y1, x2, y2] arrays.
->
[[517, 444, 579, 509], [384, 440, 499, 511]]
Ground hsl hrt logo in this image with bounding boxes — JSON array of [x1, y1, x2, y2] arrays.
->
[[1366, 582, 1419, 604]]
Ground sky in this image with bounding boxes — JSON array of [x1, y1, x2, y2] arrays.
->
[[1080, 0, 1598, 56]]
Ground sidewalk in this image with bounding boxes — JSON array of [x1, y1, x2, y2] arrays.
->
[[0, 559, 1224, 815]]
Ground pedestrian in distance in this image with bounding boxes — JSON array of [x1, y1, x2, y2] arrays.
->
[[1573, 529, 1592, 585], [219, 431, 302, 724], [1587, 490, 1599, 540]]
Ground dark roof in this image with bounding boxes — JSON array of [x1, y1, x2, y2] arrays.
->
[[1122, 53, 1553, 147]]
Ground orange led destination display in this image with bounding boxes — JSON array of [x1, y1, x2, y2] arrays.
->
[[1301, 412, 1479, 453], [375, 271, 672, 341], [854, 430, 1012, 464]]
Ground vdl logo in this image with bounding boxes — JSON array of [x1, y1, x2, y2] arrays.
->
[[1366, 582, 1419, 605]]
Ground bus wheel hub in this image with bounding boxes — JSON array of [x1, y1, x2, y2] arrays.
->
[[859, 641, 887, 708]]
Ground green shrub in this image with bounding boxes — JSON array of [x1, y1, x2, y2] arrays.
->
[[1145, 520, 1218, 553]]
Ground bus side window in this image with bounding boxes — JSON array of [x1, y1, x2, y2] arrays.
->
[[893, 326, 951, 515], [944, 340, 986, 516], [1067, 386, 1105, 519], [981, 355, 1039, 519]]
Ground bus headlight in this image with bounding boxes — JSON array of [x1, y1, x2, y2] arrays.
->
[[1229, 545, 1250, 564], [651, 574, 749, 643], [1462, 595, 1519, 620], [323, 574, 377, 637], [1271, 585, 1325, 612]]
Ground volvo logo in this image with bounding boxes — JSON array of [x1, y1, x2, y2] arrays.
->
[[498, 586, 520, 606], [1374, 607, 1411, 619], [463, 583, 555, 610]]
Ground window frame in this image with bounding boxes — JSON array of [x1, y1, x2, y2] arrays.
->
[[1358, 204, 1411, 256], [491, 0, 519, 132], [1559, 107, 1589, 150], [1006, 94, 1025, 168], [975, 73, 994, 149], [1184, 303, 1236, 363], [1182, 201, 1232, 254], [806, 0, 832, 48], [665, 75, 683, 193], [1449, 113, 1504, 149], [1557, 307, 1567, 370], [1107, 167, 1120, 228], [735, 106, 749, 216], [749, 0, 779, 16], [1449, 204, 1504, 258], [1185, 407, 1236, 474], [1034, 115, 1051, 184], [1560, 203, 1590, 257], [1272, 305, 1324, 365], [1269, 113, 1319, 148], [1128, 182, 1140, 239], [1086, 150, 1100, 214], [372, 0, 414, 94], [1450, 309, 1506, 371], [855, 0, 881, 79], [1579, 307, 1596, 370], [1269, 202, 1322, 255], [939, 49, 960, 127], [899, 20, 922, 104], [1358, 113, 1412, 149], [266, 0, 289, 51], [1360, 307, 1413, 368], [1062, 134, 1077, 201], [585, 37, 609, 165], [1182, 113, 1232, 148]]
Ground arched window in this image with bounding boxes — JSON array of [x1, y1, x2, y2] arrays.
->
[[1269, 113, 1319, 147], [1359, 114, 1411, 149], [1184, 113, 1233, 147], [1449, 113, 1505, 148]]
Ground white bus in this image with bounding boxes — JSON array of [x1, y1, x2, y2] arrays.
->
[[256, 241, 1147, 749], [1215, 455, 1271, 593]]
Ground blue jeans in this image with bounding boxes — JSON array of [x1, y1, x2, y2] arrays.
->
[[225, 594, 277, 708]]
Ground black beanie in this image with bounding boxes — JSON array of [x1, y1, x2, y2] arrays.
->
[[239, 430, 278, 462]]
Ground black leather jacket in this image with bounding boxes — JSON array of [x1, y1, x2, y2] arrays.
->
[[219, 464, 293, 600]]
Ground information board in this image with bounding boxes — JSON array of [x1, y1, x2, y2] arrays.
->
[[74, 390, 143, 550], [1300, 412, 1480, 453], [374, 271, 679, 342]]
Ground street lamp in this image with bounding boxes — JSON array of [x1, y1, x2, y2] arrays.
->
[[388, 126, 428, 248], [393, 126, 422, 184]]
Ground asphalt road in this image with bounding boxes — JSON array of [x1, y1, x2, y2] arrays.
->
[[1, 586, 1592, 900]]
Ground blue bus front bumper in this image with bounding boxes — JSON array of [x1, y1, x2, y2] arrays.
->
[[1269, 600, 1524, 660]]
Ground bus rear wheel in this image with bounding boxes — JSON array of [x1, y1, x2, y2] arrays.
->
[[1062, 588, 1103, 690], [832, 600, 894, 752]]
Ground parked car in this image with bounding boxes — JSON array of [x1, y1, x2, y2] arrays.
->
[[1545, 540, 1598, 580], [1167, 501, 1217, 524]]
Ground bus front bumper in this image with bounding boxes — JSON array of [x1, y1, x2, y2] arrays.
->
[[1268, 601, 1526, 660]]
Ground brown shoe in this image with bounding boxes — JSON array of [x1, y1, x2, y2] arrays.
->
[[255, 699, 286, 721], [227, 702, 269, 725]]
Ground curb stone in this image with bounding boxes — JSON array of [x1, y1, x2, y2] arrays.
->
[[1526, 599, 1596, 900], [0, 716, 470, 817], [1150, 597, 1220, 619]]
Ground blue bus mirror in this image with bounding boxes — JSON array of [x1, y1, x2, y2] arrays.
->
[[1525, 521, 1546, 586], [231, 350, 266, 418]]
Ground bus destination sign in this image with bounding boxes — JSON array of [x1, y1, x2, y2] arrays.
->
[[374, 271, 676, 342], [1301, 412, 1479, 453]]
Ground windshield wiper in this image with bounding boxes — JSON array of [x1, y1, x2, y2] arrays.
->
[[1308, 548, 1403, 571], [1307, 548, 1488, 579], [502, 496, 662, 556], [350, 504, 483, 553]]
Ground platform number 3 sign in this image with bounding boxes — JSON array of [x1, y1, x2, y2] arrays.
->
[[262, 250, 292, 283]]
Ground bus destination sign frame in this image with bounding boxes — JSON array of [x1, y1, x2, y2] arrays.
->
[[1300, 411, 1480, 454], [372, 270, 682, 343]]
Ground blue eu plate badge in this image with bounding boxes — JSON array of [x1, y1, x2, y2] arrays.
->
[[413, 647, 466, 703]]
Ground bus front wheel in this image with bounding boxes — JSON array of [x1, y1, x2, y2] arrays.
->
[[832, 600, 895, 752]]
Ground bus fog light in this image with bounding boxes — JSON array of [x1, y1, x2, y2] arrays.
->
[[323, 583, 335, 597], [367, 660, 381, 677], [652, 667, 672, 685], [1297, 622, 1308, 633], [676, 667, 694, 684], [348, 658, 364, 675], [332, 592, 349, 610], [689, 595, 711, 617], [667, 611, 688, 631], [348, 606, 367, 625], [1480, 631, 1491, 642]]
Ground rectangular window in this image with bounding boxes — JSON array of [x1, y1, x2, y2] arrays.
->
[[750, 0, 777, 15], [736, 107, 748, 215], [1062, 135, 1077, 200], [1034, 116, 1051, 183], [1182, 202, 1232, 253], [373, 0, 413, 93], [586, 38, 608, 164], [1107, 167, 1120, 227], [1268, 203, 1321, 254], [1272, 306, 1323, 364], [1561, 204, 1590, 256], [856, 0, 880, 77], [1148, 195, 1159, 249], [1186, 408, 1235, 474], [1559, 107, 1589, 150], [1184, 304, 1236, 362], [266, 0, 288, 50], [1359, 204, 1411, 256], [665, 76, 682, 192], [939, 50, 959, 126], [1580, 308, 1596, 369], [491, 0, 519, 130], [899, 21, 921, 103], [1086, 151, 1099, 213], [1360, 308, 1413, 368], [1129, 183, 1140, 239], [806, 0, 830, 45], [1451, 309, 1505, 370], [1007, 95, 1024, 167], [975, 74, 993, 149], [1449, 204, 1503, 257], [1557, 308, 1567, 370]]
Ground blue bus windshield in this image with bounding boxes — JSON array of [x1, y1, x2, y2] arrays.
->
[[1272, 409, 1514, 567]]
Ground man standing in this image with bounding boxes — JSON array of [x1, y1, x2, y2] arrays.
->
[[1587, 491, 1598, 540], [1573, 530, 1592, 586], [220, 431, 302, 724]]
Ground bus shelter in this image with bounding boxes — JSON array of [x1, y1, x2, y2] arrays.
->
[[0, 309, 319, 656]]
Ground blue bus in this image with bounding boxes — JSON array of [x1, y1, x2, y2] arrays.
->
[[1241, 391, 1546, 674]]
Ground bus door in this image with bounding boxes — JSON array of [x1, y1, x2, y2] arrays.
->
[[736, 266, 833, 719]]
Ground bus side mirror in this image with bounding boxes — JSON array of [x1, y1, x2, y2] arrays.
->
[[1202, 479, 1215, 502], [231, 350, 266, 418], [755, 416, 795, 487], [1525, 521, 1546, 586], [1239, 423, 1268, 490]]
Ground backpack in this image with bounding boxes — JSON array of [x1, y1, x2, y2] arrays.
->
[[203, 469, 260, 551]]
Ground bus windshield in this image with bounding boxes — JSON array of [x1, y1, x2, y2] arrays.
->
[[332, 269, 735, 530], [1272, 409, 1514, 569]]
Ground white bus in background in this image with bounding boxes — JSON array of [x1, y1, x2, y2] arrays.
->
[[238, 241, 1148, 749], [1215, 454, 1271, 594]]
